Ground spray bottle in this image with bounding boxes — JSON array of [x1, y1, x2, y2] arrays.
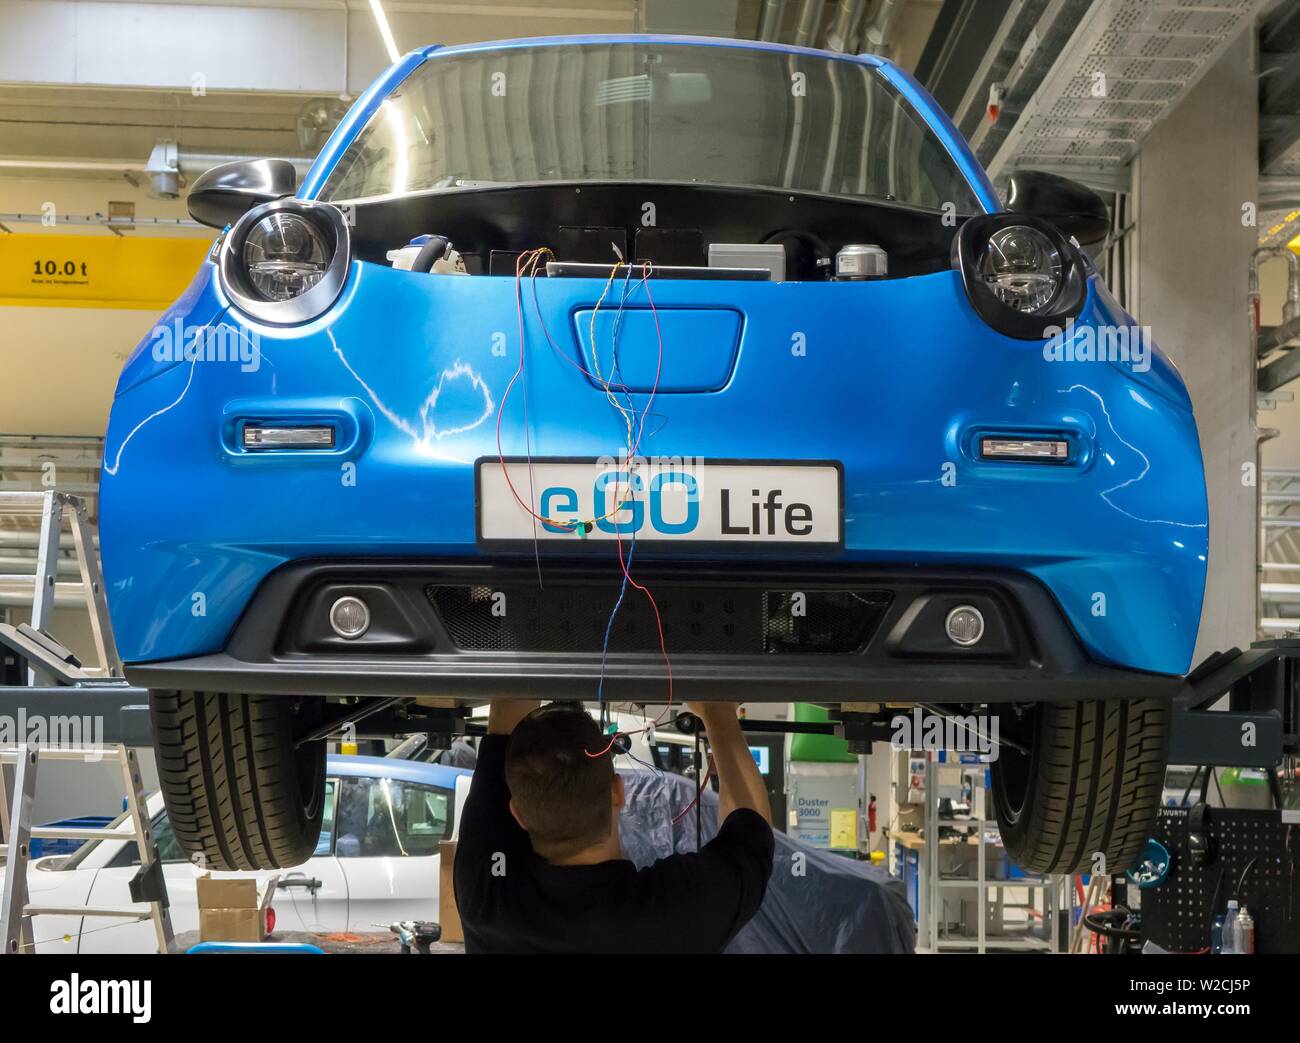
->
[[1235, 905, 1255, 954]]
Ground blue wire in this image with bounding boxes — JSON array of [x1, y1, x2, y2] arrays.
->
[[621, 747, 664, 778], [596, 266, 644, 711], [596, 522, 637, 707]]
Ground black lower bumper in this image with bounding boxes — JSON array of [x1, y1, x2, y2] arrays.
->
[[124, 560, 1182, 704]]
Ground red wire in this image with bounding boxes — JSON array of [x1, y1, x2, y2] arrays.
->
[[528, 259, 637, 391], [672, 758, 712, 824], [586, 262, 674, 750], [494, 252, 677, 745], [494, 250, 553, 526], [609, 267, 673, 716], [495, 255, 661, 530]]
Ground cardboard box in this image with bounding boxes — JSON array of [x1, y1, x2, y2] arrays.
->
[[439, 840, 462, 943], [196, 874, 278, 943]]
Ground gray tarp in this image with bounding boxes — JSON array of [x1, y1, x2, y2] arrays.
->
[[617, 769, 916, 954]]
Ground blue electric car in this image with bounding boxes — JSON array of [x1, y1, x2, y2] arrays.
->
[[100, 36, 1207, 874]]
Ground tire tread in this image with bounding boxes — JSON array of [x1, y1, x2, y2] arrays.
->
[[993, 699, 1168, 875], [149, 690, 324, 871]]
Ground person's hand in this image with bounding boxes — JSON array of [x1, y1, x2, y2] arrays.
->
[[683, 702, 769, 825], [685, 702, 739, 730], [487, 699, 542, 735]]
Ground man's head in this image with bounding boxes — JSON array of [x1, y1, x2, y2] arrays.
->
[[505, 703, 624, 862]]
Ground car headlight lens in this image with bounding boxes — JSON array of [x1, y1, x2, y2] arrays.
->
[[978, 225, 1063, 313], [219, 199, 350, 325], [243, 211, 331, 301]]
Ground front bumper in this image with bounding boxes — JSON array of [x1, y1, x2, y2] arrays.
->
[[123, 561, 1182, 703], [102, 265, 1208, 677]]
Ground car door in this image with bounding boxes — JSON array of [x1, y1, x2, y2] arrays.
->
[[333, 774, 451, 929], [79, 778, 350, 952], [15, 855, 100, 954]]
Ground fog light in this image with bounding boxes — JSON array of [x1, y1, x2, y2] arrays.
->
[[945, 605, 984, 647], [329, 596, 370, 639]]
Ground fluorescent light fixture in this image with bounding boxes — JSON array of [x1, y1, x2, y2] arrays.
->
[[243, 425, 335, 449], [979, 437, 1069, 461], [369, 0, 401, 64]]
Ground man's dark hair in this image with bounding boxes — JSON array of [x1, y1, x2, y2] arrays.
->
[[505, 703, 614, 861]]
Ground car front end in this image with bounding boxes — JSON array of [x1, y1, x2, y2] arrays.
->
[[98, 35, 1207, 873]]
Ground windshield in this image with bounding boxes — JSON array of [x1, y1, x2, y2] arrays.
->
[[320, 42, 981, 212]]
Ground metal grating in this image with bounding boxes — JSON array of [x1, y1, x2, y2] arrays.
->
[[988, 0, 1269, 182], [426, 583, 892, 656]]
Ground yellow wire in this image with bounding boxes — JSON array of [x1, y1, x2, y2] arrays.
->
[[507, 253, 649, 531]]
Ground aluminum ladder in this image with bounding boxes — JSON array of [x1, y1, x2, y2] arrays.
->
[[0, 744, 173, 953], [0, 490, 121, 683]]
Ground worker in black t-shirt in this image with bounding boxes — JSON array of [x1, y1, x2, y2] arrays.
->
[[452, 699, 774, 954]]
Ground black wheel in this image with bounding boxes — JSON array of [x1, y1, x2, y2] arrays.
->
[[990, 699, 1169, 875], [150, 690, 326, 871]]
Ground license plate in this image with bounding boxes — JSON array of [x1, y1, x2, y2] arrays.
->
[[477, 458, 842, 545]]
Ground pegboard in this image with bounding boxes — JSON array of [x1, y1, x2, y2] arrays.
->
[[1141, 808, 1300, 954]]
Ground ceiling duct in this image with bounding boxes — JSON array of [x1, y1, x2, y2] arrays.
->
[[297, 97, 351, 153], [144, 140, 180, 199]]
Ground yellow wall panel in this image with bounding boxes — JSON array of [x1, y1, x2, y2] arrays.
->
[[0, 234, 213, 310]]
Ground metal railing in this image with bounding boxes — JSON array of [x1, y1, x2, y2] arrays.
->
[[1260, 469, 1300, 633]]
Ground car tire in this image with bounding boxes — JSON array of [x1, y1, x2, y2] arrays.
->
[[149, 690, 327, 871], [990, 699, 1169, 875]]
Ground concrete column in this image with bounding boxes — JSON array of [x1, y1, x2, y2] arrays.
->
[[1133, 30, 1259, 663]]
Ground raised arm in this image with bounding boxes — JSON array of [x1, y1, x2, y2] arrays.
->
[[687, 702, 771, 826], [453, 699, 541, 906], [487, 699, 542, 735]]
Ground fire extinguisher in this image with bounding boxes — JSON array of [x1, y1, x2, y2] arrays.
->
[[868, 794, 878, 835]]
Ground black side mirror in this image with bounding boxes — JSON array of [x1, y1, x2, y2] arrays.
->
[[1005, 169, 1109, 248], [187, 158, 298, 229]]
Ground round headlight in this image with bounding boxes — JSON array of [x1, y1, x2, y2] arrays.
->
[[219, 199, 350, 325], [243, 211, 330, 301], [978, 225, 1063, 313]]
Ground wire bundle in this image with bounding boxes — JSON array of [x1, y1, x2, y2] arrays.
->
[[492, 250, 677, 752]]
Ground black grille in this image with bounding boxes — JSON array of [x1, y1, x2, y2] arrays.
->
[[426, 583, 891, 655]]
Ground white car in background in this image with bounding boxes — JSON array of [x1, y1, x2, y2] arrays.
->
[[11, 755, 471, 953]]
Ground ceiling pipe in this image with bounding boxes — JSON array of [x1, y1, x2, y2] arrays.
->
[[757, 0, 788, 41], [793, 0, 826, 47], [0, 158, 146, 172], [825, 0, 867, 53], [1260, 175, 1300, 210], [863, 0, 905, 58], [177, 151, 312, 179], [0, 151, 311, 180]]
